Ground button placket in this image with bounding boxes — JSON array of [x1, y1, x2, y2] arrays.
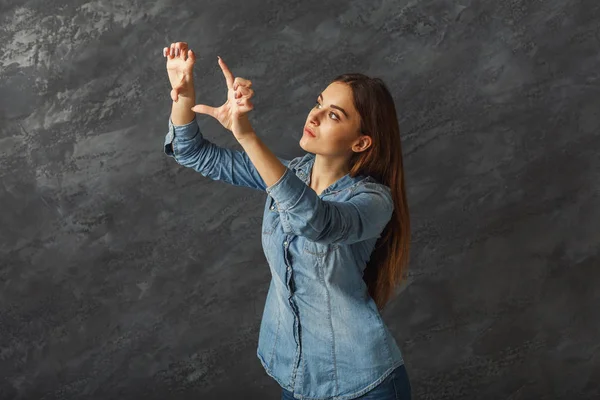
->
[[284, 240, 291, 272]]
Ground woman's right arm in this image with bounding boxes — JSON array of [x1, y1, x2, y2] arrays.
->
[[170, 86, 196, 126], [163, 42, 290, 191], [164, 94, 290, 192]]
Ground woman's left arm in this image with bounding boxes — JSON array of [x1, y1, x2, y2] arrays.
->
[[237, 133, 394, 245], [216, 58, 393, 242], [236, 126, 288, 189]]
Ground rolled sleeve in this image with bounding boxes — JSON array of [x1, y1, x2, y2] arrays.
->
[[266, 168, 306, 210], [164, 117, 200, 157], [267, 171, 394, 245]]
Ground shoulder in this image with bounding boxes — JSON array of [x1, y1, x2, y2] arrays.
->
[[355, 176, 391, 195], [351, 176, 394, 211]]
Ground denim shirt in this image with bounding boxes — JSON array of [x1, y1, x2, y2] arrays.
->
[[164, 117, 404, 400]]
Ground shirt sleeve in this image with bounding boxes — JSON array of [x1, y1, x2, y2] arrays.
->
[[164, 117, 290, 192], [266, 168, 394, 245]]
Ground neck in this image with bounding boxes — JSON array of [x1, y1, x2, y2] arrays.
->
[[310, 154, 350, 193]]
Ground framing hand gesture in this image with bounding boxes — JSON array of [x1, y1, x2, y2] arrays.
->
[[191, 57, 255, 134]]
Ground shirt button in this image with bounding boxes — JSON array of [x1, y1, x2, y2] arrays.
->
[[270, 205, 275, 210], [283, 241, 288, 247], [287, 266, 291, 271]]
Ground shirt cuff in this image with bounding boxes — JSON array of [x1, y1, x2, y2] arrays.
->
[[164, 117, 199, 156], [170, 117, 198, 140], [265, 167, 306, 210]]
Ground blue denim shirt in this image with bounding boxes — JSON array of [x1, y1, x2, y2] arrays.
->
[[164, 117, 404, 400]]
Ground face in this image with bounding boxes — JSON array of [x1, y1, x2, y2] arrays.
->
[[300, 82, 372, 158]]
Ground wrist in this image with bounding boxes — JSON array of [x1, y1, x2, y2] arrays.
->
[[176, 91, 195, 101], [236, 131, 258, 146], [232, 114, 254, 138], [171, 94, 196, 125]]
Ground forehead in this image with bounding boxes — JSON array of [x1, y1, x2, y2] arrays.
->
[[323, 81, 352, 99], [321, 82, 358, 119]]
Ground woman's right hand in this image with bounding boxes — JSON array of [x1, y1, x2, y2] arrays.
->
[[163, 42, 196, 102]]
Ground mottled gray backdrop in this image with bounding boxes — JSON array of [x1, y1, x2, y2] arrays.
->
[[1, 0, 599, 399]]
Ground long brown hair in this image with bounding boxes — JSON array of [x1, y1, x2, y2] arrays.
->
[[332, 73, 411, 311]]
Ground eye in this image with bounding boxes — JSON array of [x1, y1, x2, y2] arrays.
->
[[314, 101, 340, 121]]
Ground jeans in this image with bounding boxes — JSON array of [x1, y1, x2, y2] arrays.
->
[[281, 364, 412, 400]]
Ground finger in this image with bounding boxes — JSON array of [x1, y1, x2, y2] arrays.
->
[[187, 49, 196, 64], [239, 87, 254, 97], [217, 56, 235, 90], [177, 42, 188, 59], [233, 77, 252, 89], [235, 88, 254, 102], [163, 47, 167, 57], [237, 99, 254, 111], [191, 104, 218, 118], [170, 43, 175, 59]]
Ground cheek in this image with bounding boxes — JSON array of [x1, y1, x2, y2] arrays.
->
[[327, 125, 351, 144], [319, 131, 353, 153]]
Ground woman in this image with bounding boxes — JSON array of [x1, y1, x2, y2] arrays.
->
[[162, 42, 412, 400]]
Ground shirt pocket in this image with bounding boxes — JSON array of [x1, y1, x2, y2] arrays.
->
[[302, 239, 339, 258]]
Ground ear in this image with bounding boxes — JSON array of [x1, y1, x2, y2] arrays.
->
[[354, 135, 372, 152]]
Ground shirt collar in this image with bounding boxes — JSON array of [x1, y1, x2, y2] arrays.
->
[[295, 153, 366, 195]]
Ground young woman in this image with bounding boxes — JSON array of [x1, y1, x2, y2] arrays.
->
[[162, 42, 412, 400]]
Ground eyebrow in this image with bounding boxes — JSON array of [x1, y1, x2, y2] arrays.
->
[[318, 93, 349, 119]]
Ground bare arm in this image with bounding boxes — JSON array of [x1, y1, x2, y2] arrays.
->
[[171, 89, 196, 126]]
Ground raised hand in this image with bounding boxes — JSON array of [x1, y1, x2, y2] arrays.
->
[[163, 42, 196, 102], [190, 56, 255, 135]]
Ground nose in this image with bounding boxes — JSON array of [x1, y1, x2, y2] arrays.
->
[[309, 109, 326, 125]]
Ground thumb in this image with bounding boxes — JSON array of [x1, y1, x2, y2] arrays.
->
[[191, 104, 217, 117]]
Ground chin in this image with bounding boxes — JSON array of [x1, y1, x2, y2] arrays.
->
[[299, 136, 308, 150]]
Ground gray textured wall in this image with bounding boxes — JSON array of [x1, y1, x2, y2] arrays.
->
[[1, 0, 599, 399]]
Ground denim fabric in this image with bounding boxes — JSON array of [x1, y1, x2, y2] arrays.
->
[[282, 364, 411, 400], [164, 117, 405, 400]]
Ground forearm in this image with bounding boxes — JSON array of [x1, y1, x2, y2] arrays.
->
[[237, 133, 287, 189], [170, 89, 196, 125]]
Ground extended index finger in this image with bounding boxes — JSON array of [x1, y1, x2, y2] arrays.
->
[[217, 57, 234, 90]]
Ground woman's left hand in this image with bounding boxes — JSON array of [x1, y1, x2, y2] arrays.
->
[[191, 56, 255, 139]]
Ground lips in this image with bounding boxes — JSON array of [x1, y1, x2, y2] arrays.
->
[[304, 127, 315, 137]]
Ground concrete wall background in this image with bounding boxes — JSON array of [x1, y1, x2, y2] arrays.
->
[[1, 0, 599, 399]]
